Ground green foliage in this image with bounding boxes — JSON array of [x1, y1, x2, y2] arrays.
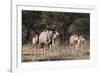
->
[[68, 17, 90, 33]]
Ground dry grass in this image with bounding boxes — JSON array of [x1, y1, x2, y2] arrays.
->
[[22, 41, 90, 62]]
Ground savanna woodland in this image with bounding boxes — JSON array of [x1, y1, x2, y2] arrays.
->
[[22, 10, 90, 62]]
